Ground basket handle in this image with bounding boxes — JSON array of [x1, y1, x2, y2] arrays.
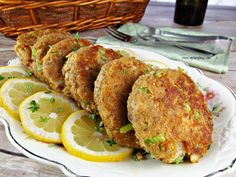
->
[[0, 0, 25, 4]]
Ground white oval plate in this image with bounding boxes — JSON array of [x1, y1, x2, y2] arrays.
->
[[0, 44, 236, 177]]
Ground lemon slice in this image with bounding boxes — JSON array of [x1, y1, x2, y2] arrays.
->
[[0, 78, 49, 120], [0, 66, 31, 87], [19, 91, 78, 143], [62, 110, 133, 162]]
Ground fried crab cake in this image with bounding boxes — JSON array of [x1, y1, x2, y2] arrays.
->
[[62, 45, 122, 113], [42, 37, 92, 94], [31, 32, 72, 81], [127, 69, 213, 163], [15, 29, 68, 68], [94, 57, 154, 148]]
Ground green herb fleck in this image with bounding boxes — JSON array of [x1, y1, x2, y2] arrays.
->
[[74, 32, 81, 39], [26, 83, 33, 94], [145, 134, 166, 145], [106, 139, 116, 146], [139, 87, 150, 94], [99, 48, 106, 55], [8, 75, 15, 79], [120, 123, 134, 134], [208, 144, 211, 150], [184, 103, 191, 113], [28, 100, 39, 112], [175, 155, 185, 164], [37, 64, 43, 72], [123, 69, 128, 75], [57, 107, 63, 113], [32, 48, 37, 59], [26, 71, 33, 76], [155, 70, 164, 77], [159, 144, 165, 151], [0, 75, 4, 80], [194, 111, 201, 118], [96, 121, 104, 132], [39, 116, 50, 123], [45, 91, 52, 94], [144, 68, 151, 74], [89, 113, 97, 121], [73, 47, 78, 52], [132, 149, 147, 161], [101, 56, 107, 62], [50, 97, 55, 104]]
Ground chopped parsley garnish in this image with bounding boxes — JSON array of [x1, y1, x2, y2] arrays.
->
[[37, 64, 43, 72], [32, 48, 37, 59], [8, 75, 15, 79], [208, 144, 211, 150], [96, 120, 104, 132], [39, 116, 50, 123], [120, 123, 134, 134], [74, 32, 81, 39], [101, 56, 107, 62], [123, 69, 128, 75], [28, 100, 39, 112], [50, 97, 55, 104], [194, 111, 201, 118], [144, 68, 151, 74], [45, 91, 52, 94], [106, 139, 116, 146], [26, 83, 33, 94], [132, 149, 147, 161], [174, 155, 185, 164], [57, 107, 63, 113], [0, 75, 4, 80], [139, 87, 150, 94], [89, 113, 97, 121], [99, 48, 106, 55], [26, 71, 33, 76], [155, 70, 164, 77], [145, 134, 166, 145], [159, 144, 165, 151], [184, 103, 191, 113], [73, 47, 78, 52]]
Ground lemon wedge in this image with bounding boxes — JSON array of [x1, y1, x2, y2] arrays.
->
[[19, 91, 78, 143], [0, 78, 49, 120], [0, 66, 31, 87], [62, 110, 133, 162]]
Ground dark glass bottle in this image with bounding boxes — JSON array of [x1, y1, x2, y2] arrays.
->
[[174, 0, 208, 26]]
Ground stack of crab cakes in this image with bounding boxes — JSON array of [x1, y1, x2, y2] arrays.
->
[[15, 29, 213, 164]]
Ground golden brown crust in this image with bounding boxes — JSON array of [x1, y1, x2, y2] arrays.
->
[[62, 45, 122, 113], [42, 38, 92, 94], [31, 32, 71, 81], [15, 29, 68, 69], [127, 69, 213, 163], [94, 57, 154, 148]]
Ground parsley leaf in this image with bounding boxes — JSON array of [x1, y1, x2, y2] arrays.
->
[[89, 113, 97, 121], [50, 97, 55, 104], [32, 48, 37, 59], [26, 83, 33, 94], [96, 120, 104, 132], [106, 139, 116, 146], [26, 71, 33, 76], [74, 32, 81, 39], [37, 65, 43, 72], [28, 100, 39, 112], [0, 75, 4, 80], [139, 87, 150, 94], [57, 107, 63, 113], [39, 116, 50, 123]]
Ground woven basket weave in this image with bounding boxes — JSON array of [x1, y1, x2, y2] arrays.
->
[[0, 0, 150, 37]]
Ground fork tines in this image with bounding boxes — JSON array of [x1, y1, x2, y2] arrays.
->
[[105, 26, 131, 42]]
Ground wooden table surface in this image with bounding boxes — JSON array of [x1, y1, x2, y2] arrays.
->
[[0, 3, 236, 177]]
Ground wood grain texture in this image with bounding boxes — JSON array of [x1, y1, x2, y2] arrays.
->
[[0, 3, 235, 177]]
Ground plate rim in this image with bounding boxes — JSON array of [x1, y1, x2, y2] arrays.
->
[[0, 46, 236, 177]]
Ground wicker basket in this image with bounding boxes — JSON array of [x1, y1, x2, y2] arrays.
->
[[0, 0, 150, 37]]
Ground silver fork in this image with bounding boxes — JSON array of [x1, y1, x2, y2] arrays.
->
[[105, 26, 217, 56]]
